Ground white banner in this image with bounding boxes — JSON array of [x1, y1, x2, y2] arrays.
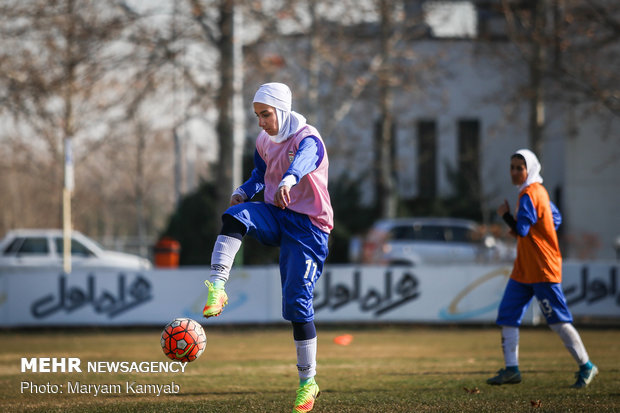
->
[[561, 261, 619, 316], [0, 267, 280, 327], [0, 262, 617, 327], [314, 265, 513, 322]]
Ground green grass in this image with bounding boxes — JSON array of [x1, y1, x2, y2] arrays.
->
[[1, 325, 619, 412]]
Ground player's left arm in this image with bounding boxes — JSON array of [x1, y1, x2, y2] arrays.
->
[[515, 194, 537, 237], [274, 136, 324, 209], [550, 201, 562, 230], [285, 136, 324, 183]]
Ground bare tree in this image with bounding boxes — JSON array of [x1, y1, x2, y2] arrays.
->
[[501, 0, 549, 157], [551, 0, 620, 116], [501, 0, 620, 157], [376, 0, 397, 218], [183, 0, 245, 217], [0, 0, 131, 233], [0, 1, 190, 252]]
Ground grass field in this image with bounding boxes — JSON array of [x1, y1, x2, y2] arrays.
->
[[1, 325, 619, 412]]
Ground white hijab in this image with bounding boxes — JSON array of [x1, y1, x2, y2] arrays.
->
[[515, 148, 544, 192], [253, 82, 307, 143]]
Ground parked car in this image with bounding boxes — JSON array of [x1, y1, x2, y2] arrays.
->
[[353, 217, 514, 266], [0, 229, 152, 270]]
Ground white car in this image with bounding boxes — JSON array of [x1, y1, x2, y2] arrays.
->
[[354, 217, 515, 266], [0, 229, 152, 270]]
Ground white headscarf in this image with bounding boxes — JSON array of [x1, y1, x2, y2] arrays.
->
[[253, 82, 307, 143], [514, 148, 544, 192]]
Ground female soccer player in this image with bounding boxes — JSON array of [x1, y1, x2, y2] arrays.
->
[[202, 82, 332, 412], [487, 149, 597, 388]]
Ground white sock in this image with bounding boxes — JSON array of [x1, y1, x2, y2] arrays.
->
[[549, 323, 589, 366], [209, 235, 242, 284], [501, 326, 519, 367], [295, 337, 317, 380]]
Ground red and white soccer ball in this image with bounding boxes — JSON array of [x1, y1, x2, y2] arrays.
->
[[161, 318, 207, 362]]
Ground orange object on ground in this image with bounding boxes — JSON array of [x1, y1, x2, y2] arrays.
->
[[154, 237, 181, 268], [333, 334, 353, 346]]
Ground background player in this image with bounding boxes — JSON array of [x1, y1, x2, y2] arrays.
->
[[202, 82, 333, 412], [487, 149, 597, 388]]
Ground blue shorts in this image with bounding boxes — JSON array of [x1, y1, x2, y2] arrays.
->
[[224, 202, 329, 323], [496, 278, 573, 326]]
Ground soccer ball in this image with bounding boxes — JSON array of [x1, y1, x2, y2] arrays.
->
[[161, 318, 207, 362]]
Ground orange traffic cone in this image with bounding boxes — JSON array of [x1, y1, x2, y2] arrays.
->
[[333, 334, 353, 346]]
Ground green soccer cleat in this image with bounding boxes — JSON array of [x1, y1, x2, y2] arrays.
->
[[202, 280, 228, 318], [572, 364, 598, 389], [293, 379, 320, 412], [487, 368, 522, 385]]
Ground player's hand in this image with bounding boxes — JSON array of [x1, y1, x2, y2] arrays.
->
[[497, 199, 510, 217], [230, 194, 244, 206], [274, 185, 290, 209]]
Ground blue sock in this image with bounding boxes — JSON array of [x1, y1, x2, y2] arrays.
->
[[213, 280, 226, 289], [506, 365, 520, 373], [292, 321, 316, 341], [580, 360, 593, 371]]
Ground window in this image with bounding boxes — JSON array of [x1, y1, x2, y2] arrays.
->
[[423, 1, 477, 39], [445, 226, 475, 243], [17, 237, 49, 254], [390, 225, 416, 241], [458, 119, 481, 198], [3, 238, 25, 254], [415, 225, 446, 241], [390, 224, 475, 243], [54, 238, 95, 257], [390, 224, 445, 242], [418, 120, 437, 198]]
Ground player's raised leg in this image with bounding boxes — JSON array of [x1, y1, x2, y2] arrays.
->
[[203, 215, 245, 318], [204, 204, 281, 318]]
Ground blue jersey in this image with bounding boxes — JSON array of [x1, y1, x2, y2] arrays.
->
[[515, 194, 562, 237]]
